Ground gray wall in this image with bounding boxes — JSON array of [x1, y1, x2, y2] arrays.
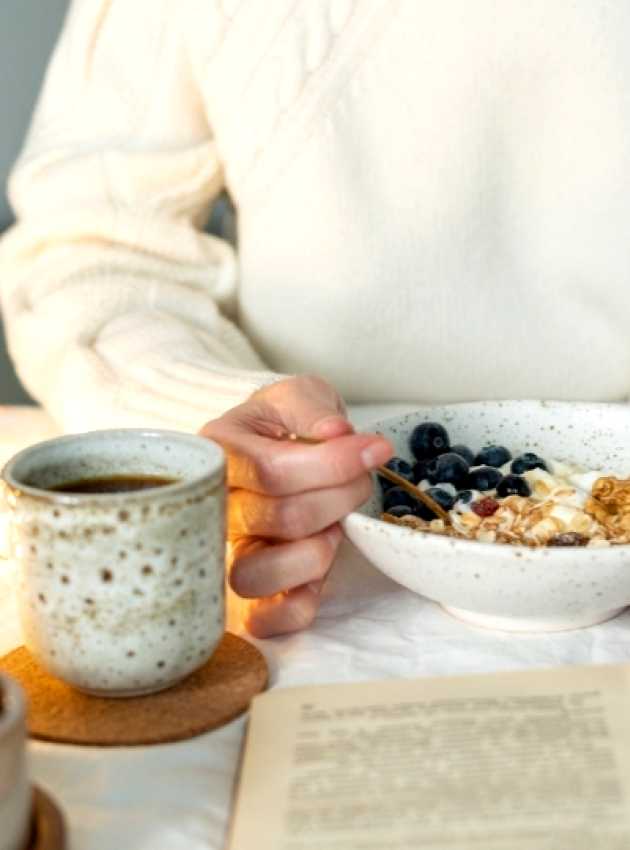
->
[[0, 0, 69, 403]]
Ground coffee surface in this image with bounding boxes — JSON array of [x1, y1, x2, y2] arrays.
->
[[51, 475, 178, 494]]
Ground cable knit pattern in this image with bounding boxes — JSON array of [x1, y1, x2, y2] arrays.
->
[[3, 0, 630, 435], [200, 0, 389, 203]]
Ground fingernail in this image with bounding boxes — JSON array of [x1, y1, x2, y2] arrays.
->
[[360, 438, 394, 470]]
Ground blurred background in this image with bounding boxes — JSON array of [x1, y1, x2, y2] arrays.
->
[[0, 0, 68, 404]]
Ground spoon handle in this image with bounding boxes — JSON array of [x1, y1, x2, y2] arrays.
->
[[286, 433, 451, 523], [375, 465, 450, 522]]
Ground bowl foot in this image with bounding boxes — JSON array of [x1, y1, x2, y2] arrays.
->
[[74, 681, 177, 698], [442, 605, 627, 633]]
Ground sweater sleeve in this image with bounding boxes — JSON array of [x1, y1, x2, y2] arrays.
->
[[0, 0, 284, 434]]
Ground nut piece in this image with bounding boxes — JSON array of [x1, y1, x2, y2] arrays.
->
[[586, 476, 630, 535], [548, 532, 589, 547]]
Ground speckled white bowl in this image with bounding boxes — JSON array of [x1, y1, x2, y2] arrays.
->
[[342, 401, 630, 632]]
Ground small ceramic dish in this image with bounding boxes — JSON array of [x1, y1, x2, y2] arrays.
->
[[342, 400, 630, 632]]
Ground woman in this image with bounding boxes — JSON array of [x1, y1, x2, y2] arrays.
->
[[3, 0, 630, 636]]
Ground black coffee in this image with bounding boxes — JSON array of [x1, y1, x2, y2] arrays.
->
[[51, 475, 178, 494]]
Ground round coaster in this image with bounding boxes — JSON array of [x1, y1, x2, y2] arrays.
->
[[25, 786, 66, 850], [1, 633, 268, 746]]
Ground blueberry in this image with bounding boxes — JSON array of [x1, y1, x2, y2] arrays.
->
[[474, 445, 512, 468], [510, 452, 548, 475], [451, 444, 475, 465], [383, 486, 418, 513], [416, 487, 455, 520], [377, 457, 414, 492], [425, 452, 469, 488], [467, 465, 503, 492], [409, 422, 450, 461], [456, 489, 475, 504], [412, 459, 431, 484], [384, 504, 416, 519], [496, 474, 531, 498]]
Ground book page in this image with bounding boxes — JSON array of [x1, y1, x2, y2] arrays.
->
[[227, 664, 630, 850]]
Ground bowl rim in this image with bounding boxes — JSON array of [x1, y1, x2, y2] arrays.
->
[[345, 400, 630, 559]]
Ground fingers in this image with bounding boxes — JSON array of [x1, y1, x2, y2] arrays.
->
[[228, 521, 344, 639], [223, 431, 393, 495], [230, 526, 342, 598], [239, 585, 323, 639], [199, 376, 391, 639], [200, 374, 394, 495], [229, 474, 373, 540]]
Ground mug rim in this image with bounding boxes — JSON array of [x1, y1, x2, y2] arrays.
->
[[1, 428, 225, 505], [0, 674, 25, 740]]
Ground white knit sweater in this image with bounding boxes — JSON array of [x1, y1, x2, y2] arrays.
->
[[3, 0, 630, 433]]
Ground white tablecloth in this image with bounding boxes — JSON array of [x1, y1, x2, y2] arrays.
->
[[2, 404, 630, 850]]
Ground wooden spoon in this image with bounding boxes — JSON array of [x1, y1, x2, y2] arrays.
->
[[286, 433, 451, 523]]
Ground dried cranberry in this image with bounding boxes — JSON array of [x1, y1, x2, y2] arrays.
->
[[472, 497, 499, 517]]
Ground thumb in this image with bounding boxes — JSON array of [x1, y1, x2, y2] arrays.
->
[[306, 412, 354, 440], [254, 376, 354, 441]]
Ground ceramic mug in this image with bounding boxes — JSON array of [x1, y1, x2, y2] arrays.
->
[[2, 430, 225, 697], [0, 674, 31, 850]]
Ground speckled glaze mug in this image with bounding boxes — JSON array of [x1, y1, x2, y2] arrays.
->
[[0, 674, 31, 850], [2, 430, 225, 697]]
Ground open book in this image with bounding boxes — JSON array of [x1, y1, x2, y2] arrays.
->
[[228, 664, 630, 850]]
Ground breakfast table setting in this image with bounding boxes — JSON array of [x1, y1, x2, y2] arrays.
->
[[2, 401, 630, 850]]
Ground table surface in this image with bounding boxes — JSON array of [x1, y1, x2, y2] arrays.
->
[[2, 404, 630, 850]]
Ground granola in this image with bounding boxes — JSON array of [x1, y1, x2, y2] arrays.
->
[[381, 421, 630, 547], [383, 469, 630, 548]]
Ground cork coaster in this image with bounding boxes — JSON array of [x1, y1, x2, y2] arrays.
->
[[1, 633, 268, 746], [25, 786, 66, 850]]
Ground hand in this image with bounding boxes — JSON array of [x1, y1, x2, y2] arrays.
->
[[200, 376, 393, 638]]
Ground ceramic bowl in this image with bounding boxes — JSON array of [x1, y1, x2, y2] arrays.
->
[[342, 401, 630, 632]]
